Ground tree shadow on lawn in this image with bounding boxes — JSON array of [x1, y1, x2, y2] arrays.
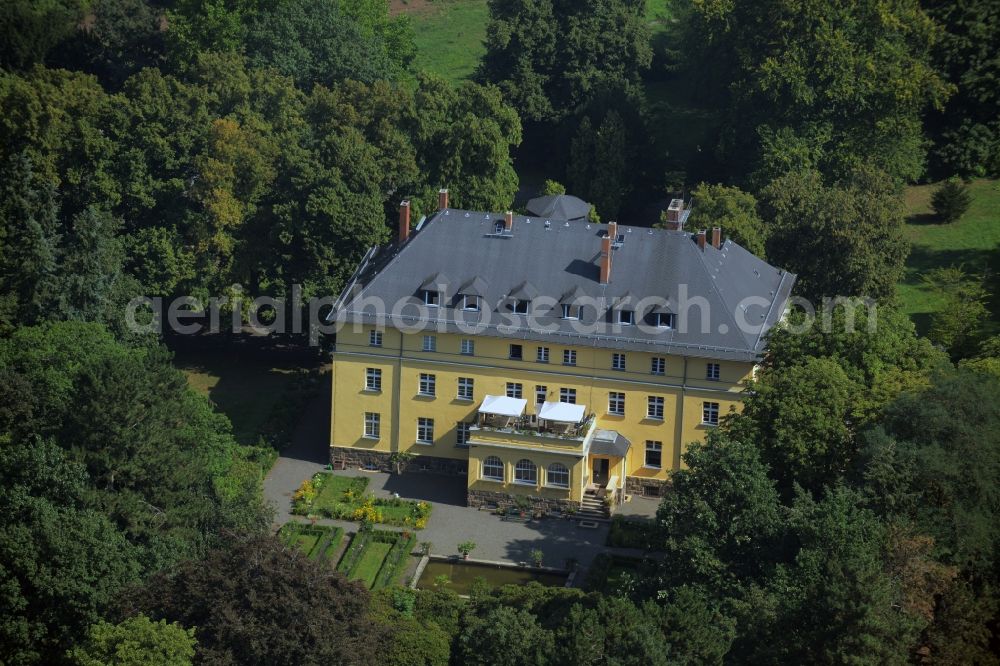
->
[[904, 244, 1000, 329]]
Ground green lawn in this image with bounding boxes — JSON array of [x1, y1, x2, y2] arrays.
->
[[175, 349, 307, 445], [898, 178, 1000, 334], [311, 475, 370, 513], [401, 0, 489, 84], [350, 541, 395, 588]]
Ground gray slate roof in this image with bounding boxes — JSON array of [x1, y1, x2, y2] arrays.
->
[[334, 209, 796, 362], [526, 194, 592, 220]]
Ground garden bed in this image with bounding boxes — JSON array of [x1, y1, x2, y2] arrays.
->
[[337, 526, 418, 590], [278, 523, 344, 561], [293, 473, 431, 528]]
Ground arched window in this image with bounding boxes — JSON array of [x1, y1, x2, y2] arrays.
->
[[514, 459, 537, 485], [482, 456, 503, 481], [547, 463, 570, 488]]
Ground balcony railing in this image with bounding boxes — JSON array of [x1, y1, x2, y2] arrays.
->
[[475, 412, 596, 441]]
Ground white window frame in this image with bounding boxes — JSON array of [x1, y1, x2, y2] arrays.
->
[[457, 377, 474, 401], [563, 349, 576, 366], [461, 339, 475, 355], [418, 373, 436, 397], [364, 412, 380, 439], [456, 422, 472, 447], [417, 417, 434, 444], [513, 299, 529, 314], [546, 463, 570, 488], [608, 391, 625, 416], [506, 382, 523, 399], [422, 335, 437, 352], [536, 346, 549, 363], [462, 294, 480, 311], [423, 290, 440, 307], [703, 401, 720, 426], [561, 304, 578, 320], [656, 312, 674, 329], [618, 309, 635, 325], [706, 363, 721, 381], [560, 387, 577, 404], [535, 385, 547, 405], [647, 396, 665, 420], [645, 440, 662, 469], [482, 455, 503, 481], [365, 367, 381, 391], [369, 330, 383, 347], [612, 353, 626, 371], [651, 357, 666, 375], [514, 459, 537, 486]]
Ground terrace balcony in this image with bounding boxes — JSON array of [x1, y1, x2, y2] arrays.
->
[[471, 395, 597, 447]]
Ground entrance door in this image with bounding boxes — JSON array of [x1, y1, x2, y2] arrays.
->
[[592, 458, 610, 486]]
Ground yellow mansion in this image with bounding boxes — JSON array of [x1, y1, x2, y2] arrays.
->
[[329, 190, 794, 515]]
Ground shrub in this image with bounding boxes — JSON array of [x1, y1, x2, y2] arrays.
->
[[606, 516, 659, 549], [931, 178, 972, 224], [291, 479, 317, 512]]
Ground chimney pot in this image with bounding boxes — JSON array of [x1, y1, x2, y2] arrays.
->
[[696, 229, 706, 251], [504, 210, 514, 232], [398, 200, 411, 244], [600, 235, 612, 284], [711, 227, 721, 249], [438, 188, 449, 210]]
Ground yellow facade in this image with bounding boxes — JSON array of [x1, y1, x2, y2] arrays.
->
[[331, 322, 752, 501]]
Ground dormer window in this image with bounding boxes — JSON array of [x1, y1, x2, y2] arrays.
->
[[618, 309, 635, 325], [513, 299, 529, 314], [461, 294, 480, 311], [493, 220, 505, 235], [561, 304, 579, 320], [655, 312, 675, 328], [419, 272, 449, 308]]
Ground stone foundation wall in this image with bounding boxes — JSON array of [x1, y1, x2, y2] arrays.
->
[[467, 488, 580, 515], [330, 447, 392, 471], [625, 476, 669, 498], [329, 447, 468, 476]]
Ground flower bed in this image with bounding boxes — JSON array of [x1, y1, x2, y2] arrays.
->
[[293, 473, 431, 528]]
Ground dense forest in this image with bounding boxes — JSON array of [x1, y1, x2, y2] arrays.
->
[[1, 0, 998, 664]]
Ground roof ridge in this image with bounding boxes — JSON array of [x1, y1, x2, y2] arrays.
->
[[688, 238, 756, 351]]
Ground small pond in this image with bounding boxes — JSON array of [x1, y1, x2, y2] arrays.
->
[[416, 559, 568, 595]]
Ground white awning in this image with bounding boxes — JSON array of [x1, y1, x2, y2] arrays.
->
[[478, 395, 527, 417], [538, 401, 586, 423]]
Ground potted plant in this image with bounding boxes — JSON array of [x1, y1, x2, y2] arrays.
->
[[457, 541, 477, 560], [515, 496, 531, 518], [530, 549, 544, 568]]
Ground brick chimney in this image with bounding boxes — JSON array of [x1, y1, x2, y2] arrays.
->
[[398, 200, 411, 244], [711, 227, 721, 249], [504, 210, 514, 232], [696, 229, 706, 251], [438, 188, 449, 210], [600, 234, 612, 284], [608, 220, 618, 241], [664, 198, 685, 230]]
